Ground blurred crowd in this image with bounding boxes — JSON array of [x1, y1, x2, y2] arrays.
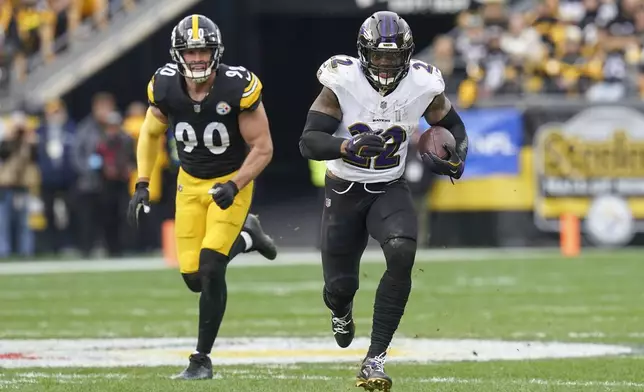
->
[[421, 0, 644, 107], [0, 92, 178, 259], [6, 0, 644, 258], [0, 0, 139, 95]]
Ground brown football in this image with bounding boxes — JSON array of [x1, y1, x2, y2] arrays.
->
[[417, 126, 456, 159]]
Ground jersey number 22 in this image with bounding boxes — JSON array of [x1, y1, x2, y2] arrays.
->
[[343, 124, 406, 170]]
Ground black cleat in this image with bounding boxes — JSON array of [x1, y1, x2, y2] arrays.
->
[[355, 353, 392, 391], [244, 214, 277, 260], [171, 353, 213, 380], [331, 307, 355, 348]]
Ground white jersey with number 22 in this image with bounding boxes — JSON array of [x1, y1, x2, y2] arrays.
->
[[317, 55, 445, 183]]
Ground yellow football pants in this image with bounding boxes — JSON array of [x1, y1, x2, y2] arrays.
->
[[174, 167, 253, 274]]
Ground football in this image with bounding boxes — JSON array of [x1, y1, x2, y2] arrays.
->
[[417, 126, 455, 159]]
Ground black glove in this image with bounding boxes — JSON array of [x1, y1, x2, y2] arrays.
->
[[421, 143, 465, 180], [127, 181, 150, 227], [345, 132, 386, 158], [209, 180, 239, 210]]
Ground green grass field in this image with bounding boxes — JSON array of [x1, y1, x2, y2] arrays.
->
[[1, 250, 643, 391]]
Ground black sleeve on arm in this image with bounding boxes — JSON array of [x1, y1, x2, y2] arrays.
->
[[299, 110, 344, 161], [434, 106, 468, 162], [0, 140, 11, 160]]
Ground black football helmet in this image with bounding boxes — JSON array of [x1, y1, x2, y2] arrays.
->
[[357, 11, 415, 93], [170, 14, 224, 83]]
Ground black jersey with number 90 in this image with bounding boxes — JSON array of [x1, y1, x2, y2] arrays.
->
[[147, 62, 263, 179]]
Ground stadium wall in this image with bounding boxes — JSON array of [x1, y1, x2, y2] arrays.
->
[[426, 98, 644, 249]]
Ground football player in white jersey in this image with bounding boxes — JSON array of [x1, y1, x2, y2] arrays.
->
[[299, 11, 468, 391]]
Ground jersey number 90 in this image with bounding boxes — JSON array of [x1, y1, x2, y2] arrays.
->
[[175, 121, 230, 155]]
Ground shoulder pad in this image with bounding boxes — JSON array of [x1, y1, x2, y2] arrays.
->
[[147, 63, 178, 110], [408, 59, 446, 97], [220, 64, 263, 111], [316, 55, 360, 94]]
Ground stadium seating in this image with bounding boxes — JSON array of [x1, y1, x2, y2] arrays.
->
[[0, 0, 139, 98], [419, 0, 643, 107]]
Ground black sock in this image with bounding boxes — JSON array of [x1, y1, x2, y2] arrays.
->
[[367, 271, 412, 357], [323, 287, 352, 316], [196, 249, 228, 354], [228, 234, 248, 260]]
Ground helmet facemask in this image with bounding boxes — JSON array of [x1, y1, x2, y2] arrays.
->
[[170, 24, 224, 84], [358, 44, 413, 92]]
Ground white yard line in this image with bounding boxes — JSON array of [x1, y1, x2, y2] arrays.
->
[[526, 378, 644, 388], [415, 377, 644, 388], [0, 337, 632, 368], [413, 377, 644, 388], [0, 247, 640, 275], [0, 248, 566, 276]]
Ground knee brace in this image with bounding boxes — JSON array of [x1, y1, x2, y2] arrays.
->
[[382, 237, 416, 279], [199, 248, 229, 280], [181, 272, 202, 293]]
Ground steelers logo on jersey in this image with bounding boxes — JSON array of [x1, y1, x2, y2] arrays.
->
[[216, 101, 232, 115]]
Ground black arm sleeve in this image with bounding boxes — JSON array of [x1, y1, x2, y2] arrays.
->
[[433, 106, 469, 162], [0, 141, 11, 160], [0, 137, 20, 160], [299, 110, 344, 161]]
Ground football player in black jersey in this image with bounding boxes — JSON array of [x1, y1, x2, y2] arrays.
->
[[126, 14, 277, 380]]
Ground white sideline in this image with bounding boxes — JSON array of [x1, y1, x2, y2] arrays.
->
[[0, 248, 548, 275], [0, 247, 638, 275]]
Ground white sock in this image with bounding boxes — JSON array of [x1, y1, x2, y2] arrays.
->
[[240, 231, 253, 251], [193, 351, 209, 357]]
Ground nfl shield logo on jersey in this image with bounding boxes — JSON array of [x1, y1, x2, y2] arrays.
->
[[193, 104, 201, 113], [217, 101, 231, 115]]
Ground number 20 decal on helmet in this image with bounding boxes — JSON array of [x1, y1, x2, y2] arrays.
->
[[357, 11, 415, 93], [170, 14, 224, 83]]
